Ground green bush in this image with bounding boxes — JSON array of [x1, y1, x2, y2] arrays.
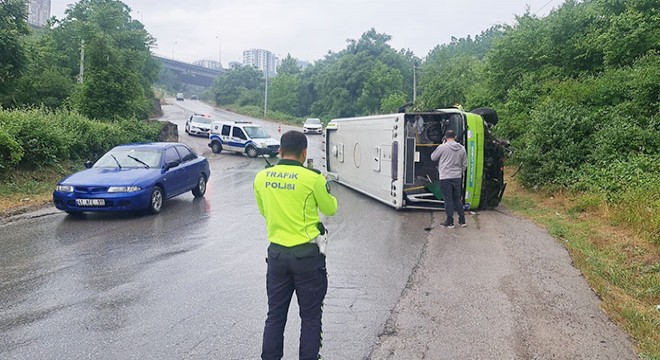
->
[[0, 109, 69, 167], [575, 154, 660, 196], [0, 108, 164, 170], [589, 110, 659, 165], [504, 52, 660, 195], [53, 111, 118, 161], [514, 102, 598, 188], [113, 118, 162, 144], [0, 127, 23, 171]]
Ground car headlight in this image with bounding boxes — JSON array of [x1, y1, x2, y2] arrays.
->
[[56, 185, 74, 192], [257, 142, 267, 148], [108, 186, 142, 193]]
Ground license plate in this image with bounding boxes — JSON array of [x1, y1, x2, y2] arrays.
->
[[76, 198, 105, 207]]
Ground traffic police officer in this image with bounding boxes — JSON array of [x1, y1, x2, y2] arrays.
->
[[254, 130, 338, 360]]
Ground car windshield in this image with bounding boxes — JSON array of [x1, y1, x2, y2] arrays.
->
[[244, 126, 270, 139], [192, 117, 212, 124], [94, 148, 162, 169], [306, 118, 321, 124]]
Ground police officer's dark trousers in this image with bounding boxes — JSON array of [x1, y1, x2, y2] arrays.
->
[[262, 242, 327, 360]]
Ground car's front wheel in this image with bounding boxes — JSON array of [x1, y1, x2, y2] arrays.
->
[[147, 186, 164, 214], [246, 146, 258, 158], [211, 142, 222, 154], [192, 174, 207, 197]]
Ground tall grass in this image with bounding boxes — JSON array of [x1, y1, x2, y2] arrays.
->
[[504, 173, 660, 359]]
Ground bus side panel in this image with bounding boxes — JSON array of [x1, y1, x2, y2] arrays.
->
[[465, 113, 484, 209], [326, 115, 404, 209]]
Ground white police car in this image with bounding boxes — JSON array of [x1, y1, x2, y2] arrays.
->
[[208, 121, 280, 157], [185, 114, 213, 137]]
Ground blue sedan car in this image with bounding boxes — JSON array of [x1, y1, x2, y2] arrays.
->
[[53, 142, 210, 215]]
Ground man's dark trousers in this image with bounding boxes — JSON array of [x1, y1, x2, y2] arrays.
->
[[262, 242, 327, 360], [440, 178, 465, 224]]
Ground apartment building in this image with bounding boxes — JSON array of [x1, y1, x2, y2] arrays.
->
[[242, 49, 279, 77], [28, 0, 51, 27]]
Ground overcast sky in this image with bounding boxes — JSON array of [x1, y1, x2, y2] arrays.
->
[[50, 0, 560, 67]]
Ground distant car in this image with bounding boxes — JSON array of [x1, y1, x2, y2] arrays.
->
[[303, 118, 323, 134], [185, 113, 213, 137], [176, 93, 184, 101], [53, 143, 210, 215], [190, 94, 198, 100]]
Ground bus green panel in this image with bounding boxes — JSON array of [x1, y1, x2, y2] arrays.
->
[[465, 113, 484, 209]]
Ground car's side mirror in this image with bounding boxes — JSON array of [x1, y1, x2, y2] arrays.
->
[[165, 161, 179, 171], [84, 161, 93, 169]]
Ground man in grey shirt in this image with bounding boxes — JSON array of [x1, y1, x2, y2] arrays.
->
[[430, 130, 467, 228]]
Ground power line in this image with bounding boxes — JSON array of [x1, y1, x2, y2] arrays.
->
[[534, 0, 558, 15]]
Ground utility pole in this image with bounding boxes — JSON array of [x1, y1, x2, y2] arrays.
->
[[413, 62, 417, 103], [216, 36, 222, 69], [77, 39, 85, 84], [264, 52, 269, 117]]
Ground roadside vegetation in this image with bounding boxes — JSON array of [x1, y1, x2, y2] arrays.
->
[[0, 108, 162, 215], [504, 174, 659, 358], [1, 0, 657, 356], [0, 0, 164, 212]]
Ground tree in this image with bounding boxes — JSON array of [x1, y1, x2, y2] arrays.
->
[[12, 33, 75, 108], [212, 65, 263, 105], [49, 0, 158, 119], [357, 61, 404, 114], [380, 92, 407, 114], [418, 54, 483, 110], [268, 74, 299, 114], [71, 64, 149, 120], [596, 0, 660, 68], [296, 65, 320, 117], [277, 54, 301, 75], [306, 29, 413, 118], [0, 0, 30, 106]]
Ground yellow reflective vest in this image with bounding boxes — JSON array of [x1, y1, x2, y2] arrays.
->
[[254, 159, 338, 247]]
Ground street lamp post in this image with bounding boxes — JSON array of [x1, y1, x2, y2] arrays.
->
[[172, 41, 178, 60], [413, 62, 417, 103], [215, 36, 222, 69], [264, 52, 269, 117]]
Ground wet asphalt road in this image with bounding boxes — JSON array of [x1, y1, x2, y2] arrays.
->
[[0, 101, 432, 359], [1, 100, 637, 360]]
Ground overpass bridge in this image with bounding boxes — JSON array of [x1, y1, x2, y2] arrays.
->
[[154, 55, 226, 87]]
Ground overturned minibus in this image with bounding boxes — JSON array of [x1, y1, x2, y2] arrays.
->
[[323, 107, 508, 210]]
